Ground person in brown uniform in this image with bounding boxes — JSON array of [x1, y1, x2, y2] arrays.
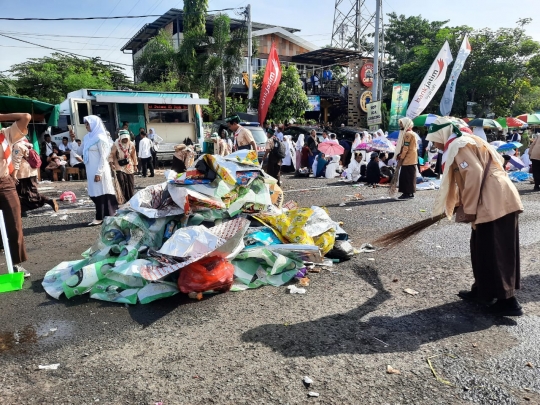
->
[[262, 128, 282, 185], [427, 117, 524, 316], [226, 115, 257, 153], [395, 117, 418, 199], [0, 112, 32, 277]]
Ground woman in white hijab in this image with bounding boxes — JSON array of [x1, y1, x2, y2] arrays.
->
[[352, 133, 361, 150], [295, 133, 304, 171], [426, 116, 524, 316], [282, 135, 296, 172], [83, 115, 118, 226]]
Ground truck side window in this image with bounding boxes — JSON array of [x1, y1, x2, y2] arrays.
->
[[77, 103, 89, 124]]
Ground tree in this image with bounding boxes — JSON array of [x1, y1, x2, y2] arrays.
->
[[9, 53, 132, 104], [380, 16, 540, 118], [252, 64, 310, 122], [0, 73, 16, 96], [133, 30, 177, 84]]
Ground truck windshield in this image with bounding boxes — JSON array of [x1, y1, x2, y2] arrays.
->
[[249, 127, 267, 144]]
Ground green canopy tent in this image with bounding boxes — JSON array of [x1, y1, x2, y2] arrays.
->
[[0, 95, 60, 153], [0, 95, 60, 126]]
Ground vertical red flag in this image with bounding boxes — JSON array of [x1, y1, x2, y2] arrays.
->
[[258, 42, 282, 125]]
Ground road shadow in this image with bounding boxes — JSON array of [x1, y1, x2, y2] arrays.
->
[[241, 266, 534, 358], [24, 222, 88, 236], [519, 189, 540, 196], [326, 198, 399, 208]]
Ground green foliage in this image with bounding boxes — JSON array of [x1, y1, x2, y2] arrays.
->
[[133, 30, 177, 84], [0, 73, 16, 96], [380, 14, 540, 117], [252, 64, 310, 122], [9, 53, 132, 104], [203, 96, 247, 121]]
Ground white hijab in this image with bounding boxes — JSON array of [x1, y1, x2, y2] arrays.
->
[[82, 115, 110, 164], [352, 133, 361, 150], [296, 133, 305, 151], [395, 117, 414, 157]]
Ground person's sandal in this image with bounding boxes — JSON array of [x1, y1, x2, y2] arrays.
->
[[14, 265, 31, 278], [87, 220, 103, 227]]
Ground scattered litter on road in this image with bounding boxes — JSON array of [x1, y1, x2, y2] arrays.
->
[[420, 209, 426, 212], [472, 343, 478, 348], [38, 364, 60, 370], [367, 258, 375, 261], [526, 362, 534, 368], [392, 278, 399, 282], [298, 278, 310, 287], [188, 292, 203, 300], [360, 243, 376, 253], [386, 365, 401, 375], [436, 245, 442, 249], [58, 215, 68, 220], [404, 288, 419, 296], [339, 202, 346, 206], [345, 208, 352, 211], [303, 376, 313, 386], [287, 285, 306, 294], [49, 328, 57, 332], [307, 392, 319, 397], [427, 355, 454, 386]]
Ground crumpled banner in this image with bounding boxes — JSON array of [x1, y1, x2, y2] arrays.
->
[[100, 211, 172, 250], [254, 207, 337, 255], [158, 225, 225, 258], [224, 150, 260, 166], [231, 247, 303, 290], [304, 206, 339, 237], [228, 178, 272, 216], [140, 217, 251, 281], [128, 182, 184, 218], [244, 227, 282, 249], [168, 183, 226, 212]]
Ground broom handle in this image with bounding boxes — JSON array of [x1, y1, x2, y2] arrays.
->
[[389, 160, 403, 195], [0, 211, 14, 274]]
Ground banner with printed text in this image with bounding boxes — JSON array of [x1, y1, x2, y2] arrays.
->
[[406, 41, 454, 119], [439, 35, 471, 116], [388, 83, 410, 131], [258, 42, 282, 125]]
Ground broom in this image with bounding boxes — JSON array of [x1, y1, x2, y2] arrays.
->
[[389, 160, 402, 196], [111, 170, 126, 205], [372, 213, 447, 249]]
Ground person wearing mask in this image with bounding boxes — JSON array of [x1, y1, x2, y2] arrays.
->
[[0, 112, 32, 277], [138, 131, 154, 178], [12, 138, 58, 216], [427, 117, 524, 316], [529, 134, 540, 191], [395, 117, 418, 199], [117, 121, 135, 141], [110, 130, 138, 201], [226, 115, 257, 153], [83, 115, 118, 226]]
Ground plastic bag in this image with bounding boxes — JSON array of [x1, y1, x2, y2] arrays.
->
[[325, 240, 355, 261], [177, 256, 234, 293]]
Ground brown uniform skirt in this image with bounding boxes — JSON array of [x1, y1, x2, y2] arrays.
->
[[0, 176, 27, 264], [398, 165, 417, 194], [470, 211, 520, 300]]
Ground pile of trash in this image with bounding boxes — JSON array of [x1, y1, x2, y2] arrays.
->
[[42, 150, 354, 305]]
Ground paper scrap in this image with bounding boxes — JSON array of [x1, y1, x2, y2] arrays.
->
[[39, 364, 60, 370], [386, 365, 401, 375], [404, 288, 419, 296]]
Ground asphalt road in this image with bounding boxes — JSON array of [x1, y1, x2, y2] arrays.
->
[[0, 173, 539, 405]]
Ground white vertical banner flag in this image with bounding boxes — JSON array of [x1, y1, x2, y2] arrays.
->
[[439, 36, 471, 116], [406, 41, 454, 119]]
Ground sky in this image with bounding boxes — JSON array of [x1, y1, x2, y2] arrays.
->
[[1, 0, 539, 79]]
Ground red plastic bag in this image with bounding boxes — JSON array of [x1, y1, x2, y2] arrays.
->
[[178, 256, 234, 293]]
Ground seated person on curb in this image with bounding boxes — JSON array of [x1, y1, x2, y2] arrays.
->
[[366, 152, 382, 186], [69, 139, 85, 170], [45, 147, 67, 181], [345, 152, 363, 182], [58, 136, 71, 159]]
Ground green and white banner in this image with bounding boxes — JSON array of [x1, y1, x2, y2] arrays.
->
[[388, 83, 410, 131]]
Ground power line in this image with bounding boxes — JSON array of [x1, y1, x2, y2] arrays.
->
[[0, 33, 131, 66], [0, 8, 240, 21], [0, 32, 121, 47], [0, 30, 132, 39], [81, 0, 122, 51]]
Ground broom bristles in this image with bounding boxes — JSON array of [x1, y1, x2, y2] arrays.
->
[[372, 213, 446, 249]]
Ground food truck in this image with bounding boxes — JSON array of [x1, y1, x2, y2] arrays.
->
[[56, 89, 209, 162]]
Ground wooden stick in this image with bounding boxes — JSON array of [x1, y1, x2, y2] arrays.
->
[[389, 160, 403, 196]]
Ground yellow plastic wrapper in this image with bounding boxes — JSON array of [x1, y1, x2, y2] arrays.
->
[[269, 184, 284, 209], [203, 154, 237, 185], [313, 229, 336, 255]]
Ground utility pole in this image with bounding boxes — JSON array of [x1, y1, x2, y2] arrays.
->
[[372, 0, 381, 102], [247, 4, 253, 103]]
